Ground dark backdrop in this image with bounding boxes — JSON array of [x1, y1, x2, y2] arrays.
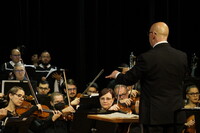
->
[[0, 0, 199, 91]]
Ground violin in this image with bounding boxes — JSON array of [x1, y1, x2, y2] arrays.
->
[[117, 103, 132, 114], [60, 105, 74, 121], [184, 115, 196, 133], [15, 100, 52, 119]]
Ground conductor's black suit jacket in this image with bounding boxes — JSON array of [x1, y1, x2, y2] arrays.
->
[[116, 43, 188, 125]]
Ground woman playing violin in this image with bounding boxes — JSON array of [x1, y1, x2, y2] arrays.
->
[[182, 84, 200, 133], [99, 88, 119, 111], [0, 86, 43, 133], [36, 92, 75, 133]]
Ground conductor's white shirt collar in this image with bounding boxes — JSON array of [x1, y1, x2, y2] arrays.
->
[[153, 41, 168, 48]]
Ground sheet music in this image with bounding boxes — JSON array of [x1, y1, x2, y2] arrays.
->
[[96, 112, 139, 119], [45, 68, 57, 78]]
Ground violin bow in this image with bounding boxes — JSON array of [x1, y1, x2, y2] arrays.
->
[[62, 69, 71, 106], [116, 84, 121, 105], [21, 59, 40, 105], [82, 69, 104, 94]]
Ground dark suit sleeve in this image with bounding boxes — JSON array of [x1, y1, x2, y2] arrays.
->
[[115, 55, 145, 86]]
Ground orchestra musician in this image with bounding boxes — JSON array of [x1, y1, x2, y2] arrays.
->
[[35, 80, 51, 108], [35, 92, 75, 133], [0, 86, 43, 133], [114, 84, 139, 115], [63, 79, 80, 110], [35, 50, 63, 93], [0, 48, 22, 81], [114, 84, 141, 133], [182, 84, 200, 133], [86, 82, 99, 96], [0, 63, 37, 108], [99, 88, 120, 111]]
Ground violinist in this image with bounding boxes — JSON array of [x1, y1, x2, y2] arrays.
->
[[99, 88, 119, 111], [63, 79, 80, 110], [37, 92, 75, 133], [86, 82, 99, 96], [182, 84, 200, 133], [9, 62, 37, 97], [114, 84, 139, 114], [29, 80, 52, 132], [0, 86, 43, 133], [36, 80, 51, 108], [114, 84, 141, 133]]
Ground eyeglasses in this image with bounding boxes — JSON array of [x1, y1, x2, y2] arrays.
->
[[14, 93, 25, 99], [188, 93, 200, 96], [116, 93, 127, 97], [68, 88, 77, 91], [100, 97, 112, 101], [14, 70, 24, 73]]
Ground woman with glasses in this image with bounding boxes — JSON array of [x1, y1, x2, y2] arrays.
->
[[11, 63, 26, 80], [0, 86, 42, 133], [99, 88, 119, 111], [182, 85, 200, 133]]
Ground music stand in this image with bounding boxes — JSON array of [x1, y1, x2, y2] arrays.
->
[[1, 80, 37, 96], [24, 65, 36, 80]]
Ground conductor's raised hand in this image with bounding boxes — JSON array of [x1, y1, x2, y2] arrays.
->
[[105, 70, 120, 79]]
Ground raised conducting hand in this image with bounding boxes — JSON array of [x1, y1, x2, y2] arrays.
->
[[105, 70, 120, 79]]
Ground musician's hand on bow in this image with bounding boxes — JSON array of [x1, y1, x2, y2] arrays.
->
[[62, 106, 75, 114], [108, 104, 120, 111], [185, 119, 195, 127], [71, 97, 80, 106], [36, 104, 43, 111], [119, 98, 133, 106], [52, 110, 62, 121], [105, 70, 120, 79], [129, 90, 139, 98]]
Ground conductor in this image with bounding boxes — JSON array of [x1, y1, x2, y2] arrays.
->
[[106, 22, 188, 133]]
